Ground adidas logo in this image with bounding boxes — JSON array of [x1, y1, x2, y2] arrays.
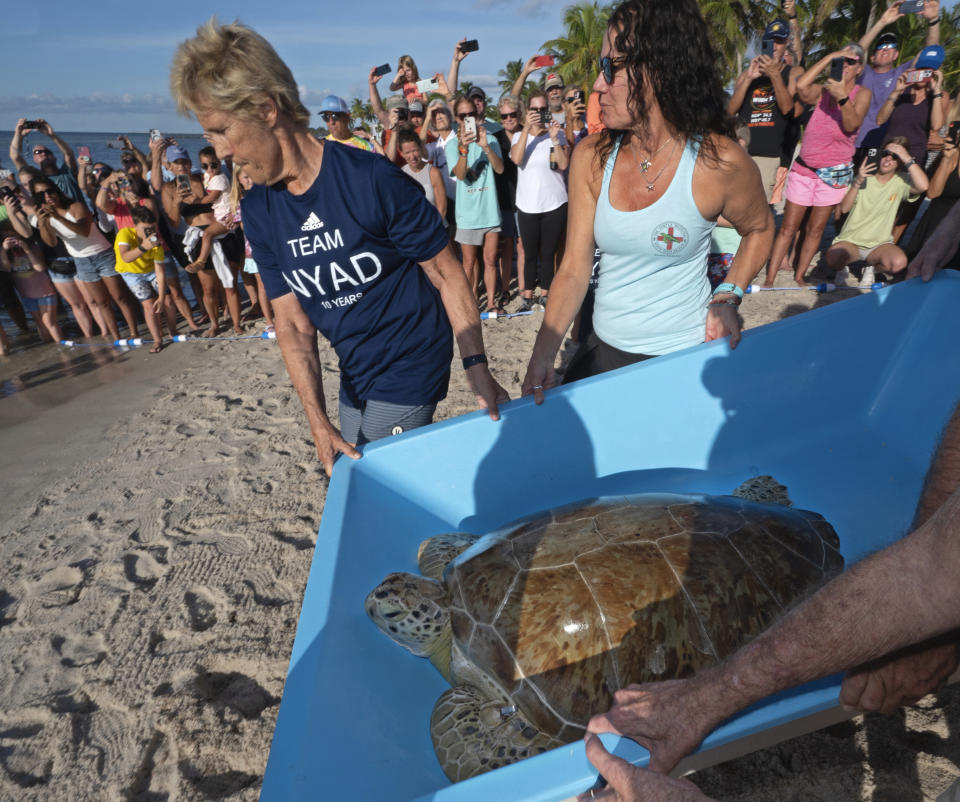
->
[[301, 212, 325, 231]]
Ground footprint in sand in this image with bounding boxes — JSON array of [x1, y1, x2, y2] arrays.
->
[[23, 565, 85, 609], [52, 632, 107, 668], [184, 587, 219, 632], [243, 567, 296, 608], [123, 551, 168, 587], [0, 710, 53, 789], [191, 667, 277, 719]]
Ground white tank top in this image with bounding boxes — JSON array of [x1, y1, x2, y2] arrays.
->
[[401, 163, 435, 206], [593, 136, 714, 355], [37, 209, 112, 258]]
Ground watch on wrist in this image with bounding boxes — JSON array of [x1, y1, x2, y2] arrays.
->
[[838, 95, 849, 107], [903, 158, 917, 169], [462, 353, 488, 370]]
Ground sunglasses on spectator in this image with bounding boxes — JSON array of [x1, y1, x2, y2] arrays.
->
[[876, 43, 897, 51], [122, 159, 138, 165], [92, 167, 109, 173], [321, 112, 345, 121], [881, 149, 901, 161], [457, 111, 477, 120], [32, 188, 56, 202], [500, 111, 519, 119], [529, 104, 548, 111], [598, 55, 627, 84], [843, 57, 860, 65], [200, 161, 220, 169], [33, 148, 51, 156]]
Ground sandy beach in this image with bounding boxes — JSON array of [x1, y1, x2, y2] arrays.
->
[[1, 274, 958, 802]]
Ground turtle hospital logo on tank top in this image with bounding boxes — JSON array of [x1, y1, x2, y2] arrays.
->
[[651, 221, 690, 255]]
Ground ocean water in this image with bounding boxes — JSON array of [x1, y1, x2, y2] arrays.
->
[[2, 130, 210, 172]]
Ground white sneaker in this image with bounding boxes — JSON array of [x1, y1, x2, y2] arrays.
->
[[833, 266, 851, 287], [859, 265, 876, 287]]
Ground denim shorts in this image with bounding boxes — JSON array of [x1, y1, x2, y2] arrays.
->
[[47, 270, 76, 285], [21, 294, 58, 314], [74, 248, 119, 282], [120, 271, 159, 301]]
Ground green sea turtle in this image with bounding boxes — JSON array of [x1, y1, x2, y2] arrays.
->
[[365, 477, 842, 782]]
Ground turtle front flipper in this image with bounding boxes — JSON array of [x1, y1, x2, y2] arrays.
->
[[418, 533, 479, 580], [430, 685, 559, 782]]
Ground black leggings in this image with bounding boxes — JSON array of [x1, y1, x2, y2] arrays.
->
[[518, 204, 567, 292]]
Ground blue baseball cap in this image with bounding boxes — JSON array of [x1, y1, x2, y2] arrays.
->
[[165, 144, 189, 162], [318, 95, 350, 115], [763, 19, 789, 40], [915, 45, 944, 70]]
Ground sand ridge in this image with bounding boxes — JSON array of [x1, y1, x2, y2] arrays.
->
[[1, 284, 958, 800]]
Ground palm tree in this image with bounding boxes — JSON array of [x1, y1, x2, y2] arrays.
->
[[541, 1, 611, 90], [350, 98, 375, 130], [696, 0, 770, 84]]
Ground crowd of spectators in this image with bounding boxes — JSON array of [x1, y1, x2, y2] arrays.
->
[[0, 0, 958, 360]]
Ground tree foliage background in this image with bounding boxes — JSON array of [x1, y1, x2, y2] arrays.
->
[[348, 0, 958, 123]]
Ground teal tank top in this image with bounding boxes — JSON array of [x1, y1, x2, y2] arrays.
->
[[593, 135, 714, 355]]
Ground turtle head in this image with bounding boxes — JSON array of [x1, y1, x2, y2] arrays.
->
[[366, 572, 451, 673]]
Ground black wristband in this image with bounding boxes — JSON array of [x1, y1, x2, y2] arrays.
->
[[928, 15, 940, 26], [462, 353, 488, 370], [838, 96, 849, 107]]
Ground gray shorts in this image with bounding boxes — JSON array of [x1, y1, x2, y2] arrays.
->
[[455, 226, 501, 247], [338, 392, 436, 447], [120, 270, 159, 301]]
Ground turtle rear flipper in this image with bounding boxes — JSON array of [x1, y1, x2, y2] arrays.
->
[[430, 685, 558, 782], [418, 533, 479, 580]]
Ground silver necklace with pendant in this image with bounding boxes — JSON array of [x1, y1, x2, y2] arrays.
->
[[641, 137, 681, 192], [630, 134, 676, 174]]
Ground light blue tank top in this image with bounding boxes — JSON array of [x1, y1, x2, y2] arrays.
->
[[593, 135, 714, 355]]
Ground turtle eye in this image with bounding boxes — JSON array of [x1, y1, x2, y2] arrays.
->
[[383, 611, 403, 619]]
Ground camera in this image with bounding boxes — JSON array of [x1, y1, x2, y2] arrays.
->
[[0, 185, 14, 201], [539, 109, 552, 126], [22, 120, 42, 130], [395, 108, 409, 121]]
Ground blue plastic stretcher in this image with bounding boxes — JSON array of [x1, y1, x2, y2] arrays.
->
[[262, 273, 960, 801]]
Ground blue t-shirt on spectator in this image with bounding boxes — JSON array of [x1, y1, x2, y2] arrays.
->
[[242, 140, 452, 407], [445, 134, 502, 230], [856, 63, 912, 148]]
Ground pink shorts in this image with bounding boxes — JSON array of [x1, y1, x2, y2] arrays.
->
[[784, 166, 848, 208]]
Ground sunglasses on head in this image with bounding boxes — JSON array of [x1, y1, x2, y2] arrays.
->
[[456, 111, 477, 120], [598, 55, 627, 84]]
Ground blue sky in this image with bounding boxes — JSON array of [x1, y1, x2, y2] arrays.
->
[[2, 0, 563, 133]]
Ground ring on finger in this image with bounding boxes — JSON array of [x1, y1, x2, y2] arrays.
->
[[533, 384, 544, 391]]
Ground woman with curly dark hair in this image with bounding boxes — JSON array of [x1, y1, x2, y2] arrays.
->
[[521, 0, 773, 397]]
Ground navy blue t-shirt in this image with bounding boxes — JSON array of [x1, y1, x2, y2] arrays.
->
[[242, 141, 452, 407]]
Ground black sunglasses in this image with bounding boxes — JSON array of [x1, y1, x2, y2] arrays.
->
[[33, 149, 51, 156], [200, 161, 219, 169], [843, 57, 860, 65], [456, 111, 477, 120], [501, 111, 519, 119], [321, 112, 344, 120], [598, 55, 627, 84], [881, 149, 901, 161]]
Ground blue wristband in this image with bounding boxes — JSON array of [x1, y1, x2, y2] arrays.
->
[[713, 282, 744, 300]]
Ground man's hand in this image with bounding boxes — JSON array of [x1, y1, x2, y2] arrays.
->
[[577, 735, 713, 802], [38, 119, 54, 137], [840, 638, 959, 714], [14, 118, 26, 135], [310, 422, 361, 477], [922, 0, 940, 22], [705, 302, 743, 348], [880, 1, 904, 26], [369, 66, 383, 86], [757, 55, 778, 78], [586, 680, 713, 775], [454, 38, 471, 63], [746, 58, 762, 80], [465, 364, 509, 421]]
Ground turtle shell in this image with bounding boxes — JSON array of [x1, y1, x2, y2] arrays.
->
[[442, 492, 842, 743]]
